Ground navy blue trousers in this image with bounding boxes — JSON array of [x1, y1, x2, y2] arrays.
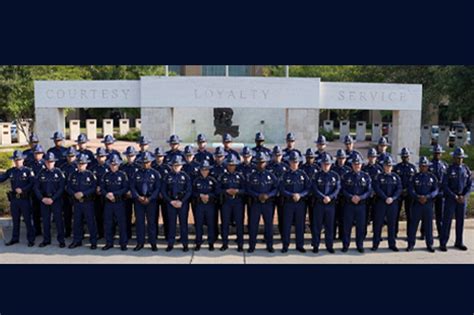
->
[[408, 201, 433, 248], [40, 201, 65, 244], [194, 202, 216, 245], [135, 200, 158, 245], [311, 201, 335, 250], [248, 201, 274, 249], [104, 200, 128, 246], [73, 201, 97, 245], [343, 202, 366, 250], [221, 198, 244, 246], [282, 200, 306, 249], [166, 202, 189, 246], [372, 200, 398, 248], [10, 199, 35, 243], [441, 197, 466, 247]]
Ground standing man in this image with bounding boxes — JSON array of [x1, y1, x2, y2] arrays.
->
[[331, 149, 351, 240], [192, 160, 218, 251], [314, 135, 330, 168], [47, 131, 67, 168], [237, 146, 255, 230], [130, 152, 161, 252], [282, 132, 302, 164], [362, 148, 383, 236], [222, 133, 241, 161], [267, 146, 288, 236], [23, 133, 40, 168], [102, 134, 121, 165], [372, 156, 402, 252], [164, 134, 185, 165], [61, 147, 78, 238], [161, 155, 192, 252], [251, 132, 272, 159], [101, 155, 129, 251], [341, 155, 372, 253], [135, 136, 152, 166], [280, 151, 311, 253], [311, 153, 340, 253], [393, 147, 417, 238], [30, 144, 46, 236], [218, 154, 246, 252], [428, 144, 448, 238], [183, 145, 200, 183], [376, 137, 392, 167], [120, 146, 140, 240], [152, 147, 171, 241], [440, 147, 472, 251], [91, 147, 110, 239], [75, 133, 95, 169], [0, 150, 36, 247], [246, 152, 278, 253], [343, 135, 362, 168], [194, 134, 214, 165], [67, 154, 98, 250], [34, 152, 66, 248], [407, 156, 438, 252]]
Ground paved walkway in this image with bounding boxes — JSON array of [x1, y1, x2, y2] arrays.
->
[[1, 220, 472, 264]]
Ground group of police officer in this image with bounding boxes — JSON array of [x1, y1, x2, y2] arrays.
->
[[1, 130, 471, 254]]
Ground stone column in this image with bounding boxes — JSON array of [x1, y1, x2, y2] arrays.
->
[[0, 123, 12, 145], [102, 119, 114, 138], [355, 121, 366, 142], [371, 121, 382, 142], [69, 119, 81, 141], [135, 118, 141, 130], [18, 121, 30, 144], [119, 119, 130, 135], [392, 110, 421, 163], [339, 120, 350, 141], [35, 108, 65, 147], [86, 119, 97, 140], [141, 107, 175, 149], [286, 109, 319, 151]]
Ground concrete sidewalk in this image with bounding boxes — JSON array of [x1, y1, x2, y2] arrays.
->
[[0, 219, 473, 264]]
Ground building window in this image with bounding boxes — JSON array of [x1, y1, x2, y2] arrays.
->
[[229, 65, 251, 76], [202, 65, 226, 76]]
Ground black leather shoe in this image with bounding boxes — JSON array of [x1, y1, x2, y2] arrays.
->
[[166, 245, 173, 252], [39, 242, 51, 248], [102, 244, 113, 251], [455, 244, 468, 251], [194, 244, 201, 251], [312, 247, 319, 253], [237, 245, 243, 252], [281, 247, 288, 253], [427, 246, 435, 253], [133, 244, 144, 251], [121, 245, 128, 251], [183, 245, 189, 252], [220, 244, 228, 251], [327, 248, 335, 254], [406, 246, 414, 252], [59, 243, 66, 248], [267, 247, 275, 253], [371, 245, 378, 251], [90, 244, 97, 250], [439, 245, 447, 252], [389, 246, 399, 252], [209, 244, 215, 251], [297, 247, 306, 253], [5, 240, 19, 246], [341, 247, 348, 253], [68, 242, 81, 249], [151, 244, 158, 252], [248, 248, 255, 253], [357, 248, 365, 253]]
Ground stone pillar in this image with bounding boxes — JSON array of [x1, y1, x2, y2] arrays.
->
[[35, 108, 65, 147], [119, 119, 130, 136], [69, 119, 81, 141], [141, 107, 175, 149], [18, 121, 30, 144], [355, 121, 366, 142], [135, 118, 141, 130], [421, 125, 431, 146], [0, 123, 12, 145], [387, 123, 393, 144], [86, 119, 97, 140], [438, 125, 449, 148], [286, 109, 319, 151], [323, 120, 334, 133], [455, 127, 467, 147], [339, 120, 350, 141], [392, 110, 421, 163], [102, 119, 113, 138], [371, 121, 382, 142]]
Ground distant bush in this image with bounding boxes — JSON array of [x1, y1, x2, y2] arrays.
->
[[319, 128, 336, 142], [0, 152, 12, 170], [115, 129, 140, 142]]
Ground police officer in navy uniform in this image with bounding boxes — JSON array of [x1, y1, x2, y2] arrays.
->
[[152, 147, 171, 241], [301, 148, 319, 177], [101, 134, 120, 165], [237, 146, 255, 230], [0, 150, 36, 247], [267, 146, 288, 236], [331, 149, 351, 240], [393, 147, 417, 238], [91, 147, 110, 239], [222, 133, 241, 161], [218, 154, 246, 252], [30, 144, 46, 236], [280, 151, 311, 253], [34, 152, 66, 248], [246, 152, 278, 253], [282, 132, 302, 164], [194, 134, 214, 165], [130, 152, 161, 252], [407, 156, 438, 252], [161, 155, 192, 252], [376, 137, 392, 167], [183, 145, 200, 182], [101, 155, 129, 251], [372, 156, 402, 251], [314, 135, 330, 168], [61, 146, 78, 238], [440, 147, 472, 252], [251, 132, 272, 159], [192, 160, 218, 251], [311, 153, 340, 253], [75, 133, 95, 169], [47, 131, 67, 168], [23, 133, 40, 168], [341, 155, 372, 253], [343, 135, 362, 168], [67, 154, 98, 250], [164, 134, 186, 165], [428, 144, 448, 238], [362, 148, 383, 236], [135, 136, 152, 167], [120, 146, 140, 240]]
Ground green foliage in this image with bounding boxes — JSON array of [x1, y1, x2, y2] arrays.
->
[[115, 129, 141, 141], [319, 128, 336, 142], [0, 152, 12, 170]]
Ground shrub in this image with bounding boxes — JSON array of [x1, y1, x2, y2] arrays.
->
[[319, 128, 336, 142], [115, 129, 141, 142]]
